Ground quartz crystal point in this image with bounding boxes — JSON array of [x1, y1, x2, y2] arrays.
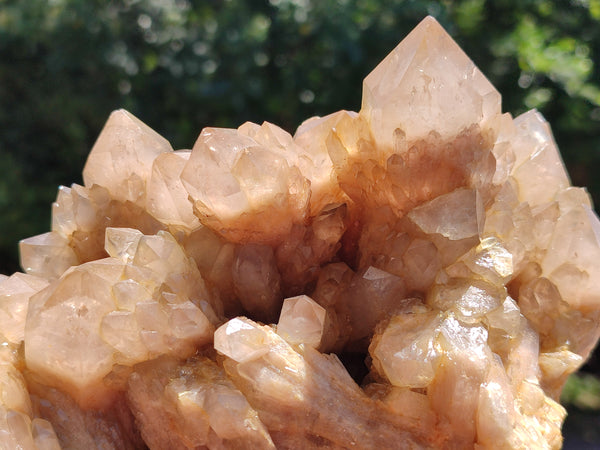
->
[[276, 295, 326, 349], [24, 228, 216, 410], [1, 14, 599, 450], [180, 126, 310, 245], [48, 182, 166, 267], [19, 232, 78, 280], [293, 111, 353, 214], [362, 15, 501, 148], [82, 109, 173, 207], [146, 150, 201, 232]]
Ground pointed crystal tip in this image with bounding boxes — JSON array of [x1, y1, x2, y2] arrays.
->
[[361, 15, 501, 149]]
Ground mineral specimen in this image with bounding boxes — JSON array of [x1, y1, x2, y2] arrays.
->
[[1, 15, 599, 449]]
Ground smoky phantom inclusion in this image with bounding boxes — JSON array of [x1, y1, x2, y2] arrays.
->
[[2, 15, 600, 449]]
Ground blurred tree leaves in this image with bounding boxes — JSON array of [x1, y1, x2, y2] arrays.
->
[[563, 372, 600, 410], [0, 0, 599, 274]]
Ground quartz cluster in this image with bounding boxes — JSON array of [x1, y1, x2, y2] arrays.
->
[[2, 15, 600, 449]]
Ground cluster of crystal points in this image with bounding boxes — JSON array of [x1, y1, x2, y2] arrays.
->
[[2, 16, 600, 449]]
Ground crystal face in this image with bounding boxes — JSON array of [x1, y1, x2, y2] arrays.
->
[[2, 16, 600, 449]]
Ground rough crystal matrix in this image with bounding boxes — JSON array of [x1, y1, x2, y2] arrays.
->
[[2, 16, 600, 449]]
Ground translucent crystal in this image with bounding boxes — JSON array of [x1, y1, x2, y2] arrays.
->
[[216, 317, 440, 448], [104, 227, 143, 263], [25, 264, 120, 408], [232, 243, 282, 322], [511, 110, 570, 206], [181, 126, 310, 244], [0, 273, 49, 344], [408, 187, 483, 240], [82, 109, 173, 206], [362, 15, 501, 149], [293, 111, 352, 214], [19, 232, 78, 280], [24, 229, 215, 409], [213, 317, 271, 363], [28, 379, 142, 449], [541, 193, 600, 309], [2, 14, 599, 449], [370, 307, 441, 388], [277, 295, 326, 348], [127, 356, 274, 449], [146, 150, 201, 231]]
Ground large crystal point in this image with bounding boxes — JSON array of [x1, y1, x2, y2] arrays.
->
[[24, 229, 215, 409], [362, 16, 501, 149], [82, 109, 173, 206], [25, 263, 122, 409]]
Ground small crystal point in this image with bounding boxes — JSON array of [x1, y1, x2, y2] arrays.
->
[[213, 317, 273, 363], [277, 295, 326, 348], [0, 273, 49, 344], [104, 227, 143, 263], [19, 231, 78, 280], [146, 150, 201, 231], [408, 187, 482, 240]]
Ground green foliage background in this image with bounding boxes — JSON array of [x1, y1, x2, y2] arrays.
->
[[1, 0, 600, 444]]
